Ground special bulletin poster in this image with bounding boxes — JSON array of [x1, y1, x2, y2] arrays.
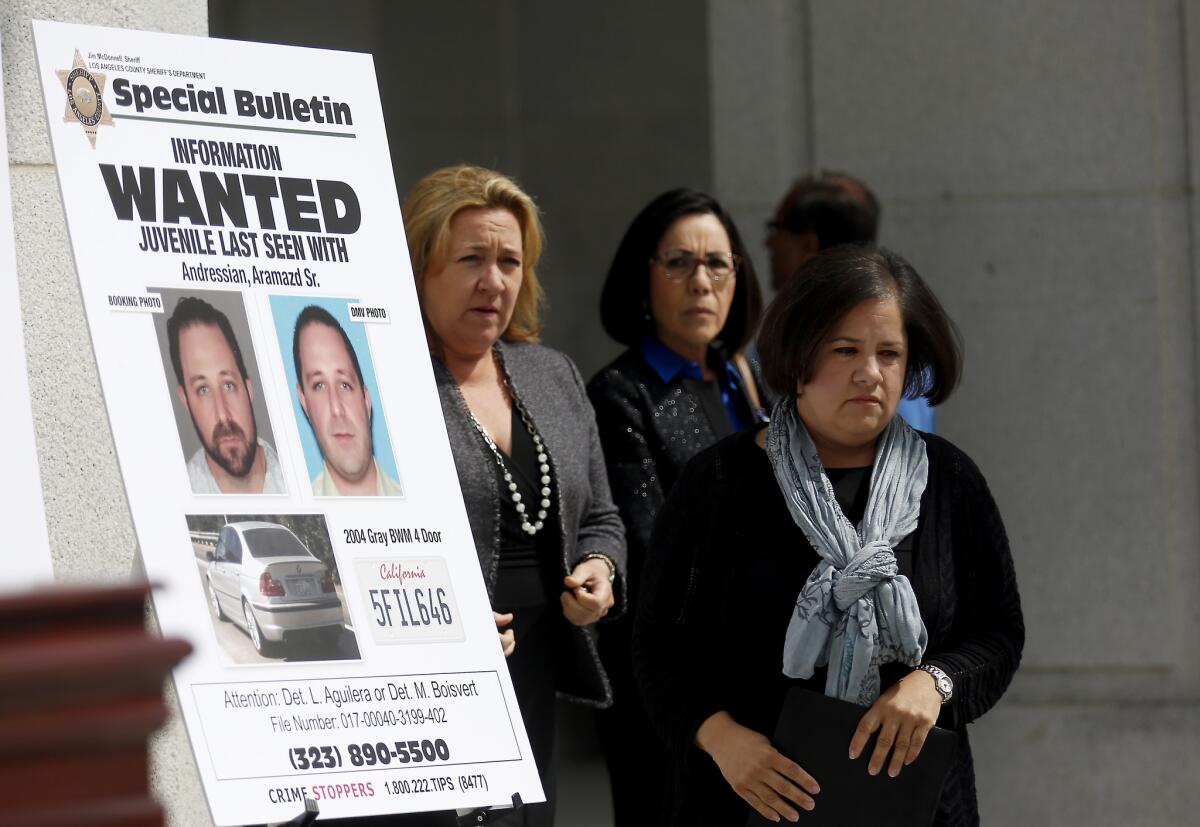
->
[[0, 35, 54, 591], [33, 20, 542, 823]]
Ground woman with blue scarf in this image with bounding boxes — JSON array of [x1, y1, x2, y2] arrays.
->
[[634, 245, 1023, 826]]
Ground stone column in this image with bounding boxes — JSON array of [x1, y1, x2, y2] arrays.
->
[[4, 3, 210, 824], [707, 0, 810, 300]]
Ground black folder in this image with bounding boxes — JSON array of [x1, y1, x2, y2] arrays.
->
[[745, 687, 958, 826]]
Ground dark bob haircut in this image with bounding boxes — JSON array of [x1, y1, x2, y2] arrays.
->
[[757, 244, 962, 405], [599, 188, 763, 352]]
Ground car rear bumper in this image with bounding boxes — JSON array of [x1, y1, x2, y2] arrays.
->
[[250, 598, 344, 641]]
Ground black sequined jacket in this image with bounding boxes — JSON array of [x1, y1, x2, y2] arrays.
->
[[586, 346, 764, 593], [434, 341, 627, 708]]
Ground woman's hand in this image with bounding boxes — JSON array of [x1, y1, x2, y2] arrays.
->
[[560, 558, 614, 625], [494, 611, 515, 657], [695, 711, 819, 823], [849, 669, 943, 777]]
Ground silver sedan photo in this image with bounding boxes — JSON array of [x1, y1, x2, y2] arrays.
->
[[203, 520, 355, 660]]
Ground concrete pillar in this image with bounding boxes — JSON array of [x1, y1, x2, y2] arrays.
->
[[4, 3, 210, 824], [707, 0, 810, 300]]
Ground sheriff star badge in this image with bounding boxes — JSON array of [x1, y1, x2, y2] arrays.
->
[[56, 50, 114, 148]]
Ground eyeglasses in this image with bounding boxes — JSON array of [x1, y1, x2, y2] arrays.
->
[[650, 249, 741, 282]]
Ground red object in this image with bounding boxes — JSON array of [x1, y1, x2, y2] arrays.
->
[[0, 583, 192, 827], [259, 571, 285, 596]]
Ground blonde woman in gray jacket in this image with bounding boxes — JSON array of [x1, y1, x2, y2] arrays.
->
[[404, 164, 627, 827]]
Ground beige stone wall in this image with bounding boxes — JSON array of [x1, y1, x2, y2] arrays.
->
[[4, 3, 210, 824]]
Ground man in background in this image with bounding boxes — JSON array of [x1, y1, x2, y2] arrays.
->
[[766, 171, 935, 432], [766, 171, 880, 290], [293, 305, 403, 496], [168, 296, 286, 494]]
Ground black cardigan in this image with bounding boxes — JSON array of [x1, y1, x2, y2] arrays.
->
[[633, 427, 1024, 827]]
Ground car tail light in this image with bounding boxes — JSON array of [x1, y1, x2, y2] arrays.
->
[[259, 572, 285, 597], [321, 570, 335, 593]]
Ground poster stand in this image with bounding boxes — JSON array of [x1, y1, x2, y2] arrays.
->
[[265, 792, 523, 825], [456, 793, 524, 825], [271, 798, 318, 826]]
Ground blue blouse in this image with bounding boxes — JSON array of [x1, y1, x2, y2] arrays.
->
[[639, 336, 757, 431]]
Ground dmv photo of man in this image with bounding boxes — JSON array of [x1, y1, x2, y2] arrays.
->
[[292, 305, 403, 496], [168, 296, 286, 495]]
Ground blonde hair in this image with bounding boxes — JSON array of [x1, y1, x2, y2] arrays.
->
[[403, 164, 545, 343]]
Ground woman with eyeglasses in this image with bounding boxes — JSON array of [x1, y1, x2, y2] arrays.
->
[[586, 188, 765, 826]]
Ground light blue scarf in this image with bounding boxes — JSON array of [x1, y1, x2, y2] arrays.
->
[[765, 398, 929, 705]]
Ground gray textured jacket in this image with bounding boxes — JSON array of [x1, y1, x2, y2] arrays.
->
[[434, 341, 627, 707]]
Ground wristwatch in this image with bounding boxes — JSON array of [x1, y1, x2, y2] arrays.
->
[[918, 664, 954, 705]]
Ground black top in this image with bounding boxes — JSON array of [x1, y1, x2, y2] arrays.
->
[[826, 466, 871, 525], [491, 406, 561, 610], [827, 466, 913, 579], [633, 427, 1024, 827], [434, 342, 626, 709]]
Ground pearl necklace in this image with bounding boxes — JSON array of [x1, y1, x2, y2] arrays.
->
[[467, 388, 553, 536]]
